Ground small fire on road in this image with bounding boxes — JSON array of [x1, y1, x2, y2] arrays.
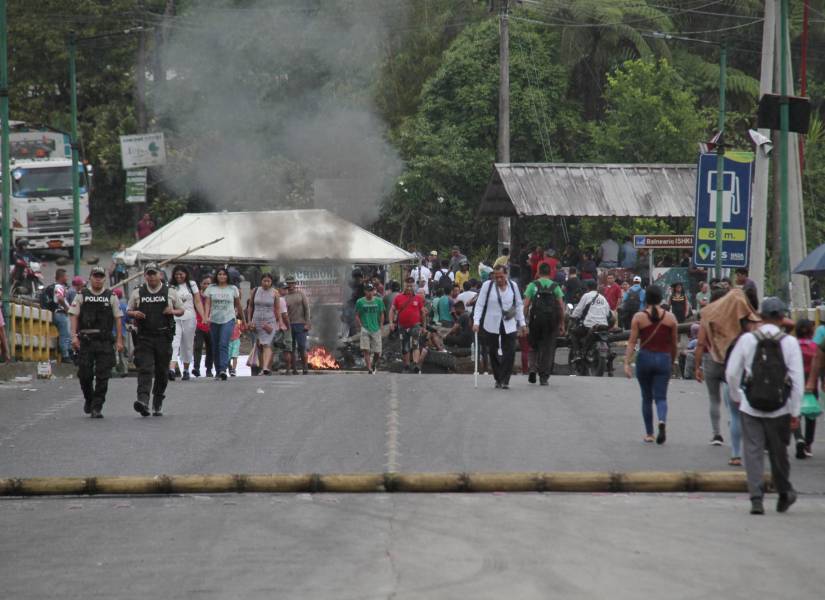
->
[[307, 346, 340, 370]]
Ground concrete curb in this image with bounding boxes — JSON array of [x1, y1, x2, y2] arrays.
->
[[0, 471, 756, 496]]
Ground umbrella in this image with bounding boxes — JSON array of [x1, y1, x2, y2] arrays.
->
[[793, 243, 825, 276]]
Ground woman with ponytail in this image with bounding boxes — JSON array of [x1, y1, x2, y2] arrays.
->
[[624, 285, 679, 444]]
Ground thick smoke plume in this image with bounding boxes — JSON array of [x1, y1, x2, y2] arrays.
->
[[154, 0, 404, 226]]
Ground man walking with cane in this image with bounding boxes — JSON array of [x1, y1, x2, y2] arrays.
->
[[472, 265, 526, 389]]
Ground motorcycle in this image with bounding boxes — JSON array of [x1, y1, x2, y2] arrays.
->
[[10, 255, 45, 298], [569, 319, 616, 377]]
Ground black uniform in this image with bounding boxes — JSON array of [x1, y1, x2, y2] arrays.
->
[[134, 283, 175, 414], [76, 288, 116, 415]]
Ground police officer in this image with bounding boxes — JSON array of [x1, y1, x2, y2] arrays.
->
[[69, 266, 124, 418], [127, 263, 184, 416]]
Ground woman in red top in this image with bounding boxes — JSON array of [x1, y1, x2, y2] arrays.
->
[[624, 286, 679, 444]]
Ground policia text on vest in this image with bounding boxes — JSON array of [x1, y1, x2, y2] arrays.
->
[[68, 269, 124, 419], [126, 266, 184, 417]]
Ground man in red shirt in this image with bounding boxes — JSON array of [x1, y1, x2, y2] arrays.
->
[[602, 273, 623, 312], [529, 245, 544, 280], [538, 248, 559, 281], [135, 213, 155, 241], [389, 276, 427, 372]]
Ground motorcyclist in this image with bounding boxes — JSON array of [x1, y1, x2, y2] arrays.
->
[[10, 238, 32, 283], [570, 279, 612, 366]]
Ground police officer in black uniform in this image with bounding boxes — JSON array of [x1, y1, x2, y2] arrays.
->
[[126, 263, 184, 416], [69, 266, 124, 418]]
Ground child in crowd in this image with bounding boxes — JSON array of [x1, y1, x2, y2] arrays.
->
[[682, 323, 700, 380], [228, 319, 242, 376]]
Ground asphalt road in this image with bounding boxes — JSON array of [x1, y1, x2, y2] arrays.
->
[[2, 373, 824, 599]]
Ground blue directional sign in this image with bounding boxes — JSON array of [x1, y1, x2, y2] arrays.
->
[[692, 152, 754, 268]]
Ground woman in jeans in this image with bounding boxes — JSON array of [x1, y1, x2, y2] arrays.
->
[[625, 286, 678, 444], [192, 275, 213, 377], [203, 267, 245, 380]]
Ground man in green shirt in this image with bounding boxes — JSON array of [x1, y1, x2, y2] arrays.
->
[[355, 283, 385, 374], [523, 262, 566, 385], [436, 285, 459, 326]]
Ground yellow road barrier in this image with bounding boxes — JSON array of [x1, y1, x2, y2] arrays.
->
[[8, 299, 58, 362], [0, 471, 759, 496]]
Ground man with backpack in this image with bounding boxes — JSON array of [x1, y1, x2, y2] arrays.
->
[[433, 259, 454, 295], [726, 297, 803, 515], [619, 276, 645, 330], [570, 279, 612, 370], [42, 268, 72, 362], [523, 262, 565, 385]]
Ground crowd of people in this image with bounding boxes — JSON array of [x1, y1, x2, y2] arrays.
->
[[20, 234, 820, 514]]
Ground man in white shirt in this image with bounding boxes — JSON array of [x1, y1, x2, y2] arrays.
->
[[456, 281, 478, 314], [410, 260, 432, 297], [570, 279, 611, 366], [473, 265, 526, 389], [726, 297, 802, 515]]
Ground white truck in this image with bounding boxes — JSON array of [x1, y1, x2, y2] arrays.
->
[[2, 121, 92, 255]]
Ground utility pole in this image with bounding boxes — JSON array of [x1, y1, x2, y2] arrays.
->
[[713, 43, 727, 279], [0, 0, 10, 337], [135, 0, 148, 230], [778, 0, 791, 300], [496, 0, 511, 256], [68, 32, 81, 277]]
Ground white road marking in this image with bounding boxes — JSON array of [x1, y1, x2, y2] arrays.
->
[[385, 375, 400, 473]]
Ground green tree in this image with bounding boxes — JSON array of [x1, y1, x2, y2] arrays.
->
[[590, 59, 706, 163], [377, 19, 583, 251]]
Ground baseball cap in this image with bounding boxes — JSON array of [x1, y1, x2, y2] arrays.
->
[[546, 248, 556, 257], [364, 283, 375, 291], [429, 250, 438, 256], [279, 281, 288, 289], [285, 275, 296, 283], [90, 266, 106, 277], [144, 262, 160, 274], [632, 276, 642, 283], [760, 296, 787, 318], [72, 276, 84, 286]]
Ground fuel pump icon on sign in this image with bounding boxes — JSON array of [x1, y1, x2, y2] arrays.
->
[[707, 170, 741, 224]]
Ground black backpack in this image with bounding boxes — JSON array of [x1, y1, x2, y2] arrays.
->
[[436, 270, 453, 294], [530, 281, 561, 327], [39, 283, 58, 312], [743, 331, 791, 412], [622, 288, 642, 316]]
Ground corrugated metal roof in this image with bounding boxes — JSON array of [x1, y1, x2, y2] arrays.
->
[[479, 163, 697, 218]]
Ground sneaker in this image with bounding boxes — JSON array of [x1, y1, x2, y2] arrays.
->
[[133, 401, 150, 417], [710, 435, 724, 446], [502, 383, 510, 389], [152, 410, 163, 417], [528, 372, 537, 384], [219, 371, 228, 381], [182, 371, 190, 381], [206, 369, 213, 378], [804, 445, 813, 458], [90, 410, 103, 419], [796, 440, 807, 460], [191, 369, 200, 378], [494, 381, 502, 389], [656, 422, 666, 445], [776, 490, 797, 513], [302, 367, 308, 375], [292, 369, 299, 375], [412, 366, 420, 374], [263, 369, 271, 376], [539, 377, 549, 386], [229, 368, 236, 377], [643, 435, 655, 443], [168, 369, 177, 382], [83, 399, 92, 415], [750, 497, 765, 515]]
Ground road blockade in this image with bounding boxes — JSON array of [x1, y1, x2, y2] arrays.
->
[[0, 470, 763, 496]]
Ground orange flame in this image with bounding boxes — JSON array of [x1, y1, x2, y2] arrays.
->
[[307, 346, 340, 370]]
